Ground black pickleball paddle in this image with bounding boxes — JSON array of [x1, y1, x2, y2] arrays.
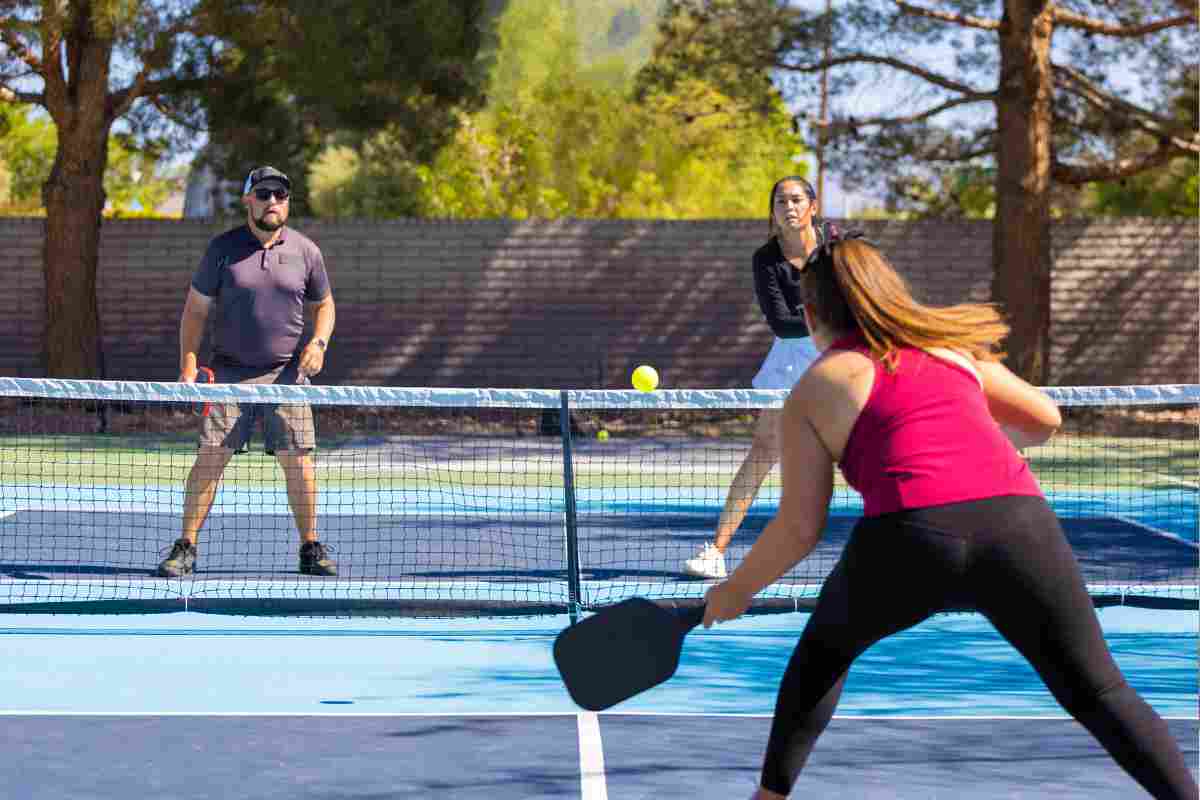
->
[[554, 597, 706, 711]]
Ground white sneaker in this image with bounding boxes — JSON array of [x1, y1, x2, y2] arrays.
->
[[683, 543, 727, 579]]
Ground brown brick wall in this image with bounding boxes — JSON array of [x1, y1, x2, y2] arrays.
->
[[1048, 220, 1198, 387], [1, 217, 1195, 387]]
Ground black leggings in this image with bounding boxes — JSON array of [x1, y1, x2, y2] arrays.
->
[[760, 495, 1197, 798]]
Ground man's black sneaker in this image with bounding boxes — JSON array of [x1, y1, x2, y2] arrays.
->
[[299, 540, 337, 576], [156, 538, 197, 577]]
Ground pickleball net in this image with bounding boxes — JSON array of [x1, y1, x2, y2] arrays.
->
[[0, 378, 1195, 616]]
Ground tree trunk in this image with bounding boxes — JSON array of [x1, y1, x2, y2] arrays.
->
[[42, 137, 109, 379], [991, 1, 1055, 384], [39, 10, 116, 380]]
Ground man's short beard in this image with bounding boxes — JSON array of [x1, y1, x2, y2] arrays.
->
[[254, 211, 285, 231]]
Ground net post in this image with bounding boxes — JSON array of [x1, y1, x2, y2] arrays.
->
[[559, 390, 583, 624]]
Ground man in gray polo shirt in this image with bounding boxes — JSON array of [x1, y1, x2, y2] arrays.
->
[[157, 166, 338, 578]]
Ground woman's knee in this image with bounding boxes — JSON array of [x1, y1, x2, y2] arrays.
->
[[1052, 672, 1131, 719], [194, 446, 233, 469]]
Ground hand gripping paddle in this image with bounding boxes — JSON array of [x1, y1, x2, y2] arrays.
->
[[191, 366, 215, 417], [553, 597, 706, 711]]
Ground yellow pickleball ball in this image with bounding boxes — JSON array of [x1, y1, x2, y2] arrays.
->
[[632, 364, 659, 392], [597, 429, 610, 441]]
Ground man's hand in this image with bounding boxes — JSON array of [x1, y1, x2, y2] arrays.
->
[[702, 580, 755, 629], [299, 342, 326, 378], [179, 366, 198, 383]]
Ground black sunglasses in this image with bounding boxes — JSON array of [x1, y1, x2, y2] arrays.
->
[[254, 187, 290, 202]]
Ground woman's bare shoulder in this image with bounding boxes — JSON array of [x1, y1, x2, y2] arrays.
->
[[794, 348, 873, 401], [810, 348, 873, 379]]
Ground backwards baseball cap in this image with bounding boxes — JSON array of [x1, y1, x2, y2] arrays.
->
[[242, 166, 291, 196]]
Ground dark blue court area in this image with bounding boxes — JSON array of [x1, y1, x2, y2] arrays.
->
[[2, 509, 1197, 580], [1, 508, 1196, 614], [3, 714, 1196, 799]]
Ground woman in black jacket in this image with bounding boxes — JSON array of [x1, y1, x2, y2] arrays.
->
[[684, 176, 839, 579]]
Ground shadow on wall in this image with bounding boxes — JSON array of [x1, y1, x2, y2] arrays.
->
[[1050, 220, 1199, 387], [331, 217, 1003, 390], [337, 219, 773, 390], [7, 217, 1194, 387]]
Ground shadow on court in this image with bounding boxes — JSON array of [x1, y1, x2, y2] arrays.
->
[[2, 511, 1195, 588]]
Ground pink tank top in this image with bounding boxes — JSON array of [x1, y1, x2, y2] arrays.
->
[[832, 331, 1042, 516]]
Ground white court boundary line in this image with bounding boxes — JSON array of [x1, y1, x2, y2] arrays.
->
[[577, 711, 609, 800], [0, 711, 576, 717], [1148, 472, 1200, 489], [1110, 514, 1200, 550], [0, 711, 1194, 720]]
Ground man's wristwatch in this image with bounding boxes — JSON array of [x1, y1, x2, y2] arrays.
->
[[313, 338, 327, 351]]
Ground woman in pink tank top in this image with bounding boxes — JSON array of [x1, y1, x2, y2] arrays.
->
[[699, 237, 1196, 800]]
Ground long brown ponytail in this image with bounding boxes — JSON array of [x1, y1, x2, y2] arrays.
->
[[800, 238, 1009, 368]]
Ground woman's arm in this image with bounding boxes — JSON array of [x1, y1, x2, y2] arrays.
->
[[704, 385, 834, 626], [976, 359, 1062, 449]]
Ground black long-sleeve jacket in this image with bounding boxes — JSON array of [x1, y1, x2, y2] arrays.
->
[[752, 220, 839, 339]]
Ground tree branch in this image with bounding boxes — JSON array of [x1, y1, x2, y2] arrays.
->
[[109, 71, 151, 120], [145, 92, 207, 134], [0, 82, 43, 104], [894, 0, 1001, 31], [1055, 64, 1200, 152], [0, 25, 43, 72], [1052, 7, 1197, 37], [110, 75, 210, 111], [908, 135, 995, 163], [1053, 145, 1183, 184], [822, 94, 993, 130], [108, 16, 204, 120], [776, 53, 987, 97], [108, 75, 210, 127]]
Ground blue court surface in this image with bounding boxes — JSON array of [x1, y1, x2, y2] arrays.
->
[[0, 435, 1195, 797], [1, 606, 1195, 799]]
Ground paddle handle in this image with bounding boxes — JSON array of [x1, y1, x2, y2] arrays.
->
[[193, 366, 215, 417]]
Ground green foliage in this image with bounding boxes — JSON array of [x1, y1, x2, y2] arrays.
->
[[0, 105, 182, 217], [633, 0, 780, 114], [312, 0, 804, 219], [0, 104, 55, 213], [419, 80, 801, 219], [650, 1, 1197, 220], [104, 134, 186, 218], [576, 0, 666, 86], [885, 166, 996, 219], [308, 133, 426, 218], [1081, 157, 1199, 218], [200, 0, 494, 214]]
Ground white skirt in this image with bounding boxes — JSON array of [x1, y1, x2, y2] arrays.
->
[[752, 336, 821, 390]]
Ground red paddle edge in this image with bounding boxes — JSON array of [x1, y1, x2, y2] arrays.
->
[[193, 366, 215, 417]]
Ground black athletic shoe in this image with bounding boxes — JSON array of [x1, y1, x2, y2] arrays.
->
[[299, 540, 337, 576], [156, 538, 197, 577]]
